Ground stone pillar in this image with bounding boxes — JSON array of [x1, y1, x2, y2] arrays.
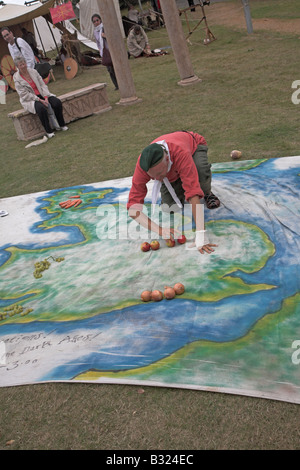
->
[[159, 0, 201, 86], [96, 0, 141, 105]]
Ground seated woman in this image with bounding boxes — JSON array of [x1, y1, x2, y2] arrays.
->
[[13, 55, 68, 138], [127, 25, 151, 58]]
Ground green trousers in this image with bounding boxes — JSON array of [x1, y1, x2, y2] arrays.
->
[[160, 145, 212, 207]]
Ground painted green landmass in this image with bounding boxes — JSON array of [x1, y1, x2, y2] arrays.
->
[[0, 191, 276, 324], [212, 158, 268, 173], [41, 188, 113, 240]]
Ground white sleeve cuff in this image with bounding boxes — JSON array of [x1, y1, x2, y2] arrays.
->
[[195, 230, 209, 248]]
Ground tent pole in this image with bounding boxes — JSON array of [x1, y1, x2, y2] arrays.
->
[[45, 17, 60, 53], [33, 18, 46, 56]]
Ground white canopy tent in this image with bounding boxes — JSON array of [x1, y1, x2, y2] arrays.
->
[[33, 15, 62, 53], [0, 1, 62, 59], [0, 0, 55, 26], [79, 0, 125, 42], [64, 19, 98, 51]]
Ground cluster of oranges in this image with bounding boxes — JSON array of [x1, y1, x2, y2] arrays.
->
[[141, 235, 186, 252], [141, 283, 185, 302]]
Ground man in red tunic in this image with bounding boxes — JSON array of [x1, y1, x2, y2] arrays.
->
[[127, 131, 220, 254]]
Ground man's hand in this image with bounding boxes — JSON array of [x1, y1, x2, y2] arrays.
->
[[188, 240, 218, 254], [196, 230, 218, 254], [39, 97, 48, 107], [188, 230, 218, 254], [198, 243, 218, 254], [144, 45, 151, 55]]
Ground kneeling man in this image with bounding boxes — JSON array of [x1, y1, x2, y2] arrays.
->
[[127, 131, 220, 254]]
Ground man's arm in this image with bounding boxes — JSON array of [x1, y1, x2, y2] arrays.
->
[[19, 38, 36, 69], [128, 208, 179, 240]]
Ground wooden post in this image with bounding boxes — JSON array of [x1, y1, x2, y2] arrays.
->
[[241, 0, 253, 34], [159, 0, 201, 86], [96, 0, 141, 105]]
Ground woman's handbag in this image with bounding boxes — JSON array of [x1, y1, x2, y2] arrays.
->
[[47, 102, 59, 130], [34, 62, 52, 79], [101, 40, 112, 67]]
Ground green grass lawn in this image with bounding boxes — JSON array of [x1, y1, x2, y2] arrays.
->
[[0, 0, 300, 450], [1, 9, 299, 199], [250, 0, 300, 19]]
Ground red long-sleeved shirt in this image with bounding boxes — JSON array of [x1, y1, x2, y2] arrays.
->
[[127, 131, 207, 211]]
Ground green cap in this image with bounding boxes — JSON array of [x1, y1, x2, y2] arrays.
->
[[139, 143, 164, 171]]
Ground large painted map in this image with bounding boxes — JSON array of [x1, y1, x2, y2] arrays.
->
[[0, 157, 300, 403]]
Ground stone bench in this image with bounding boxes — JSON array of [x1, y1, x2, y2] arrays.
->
[[8, 83, 112, 141]]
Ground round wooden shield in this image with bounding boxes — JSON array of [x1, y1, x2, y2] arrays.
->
[[0, 55, 16, 90], [64, 58, 78, 80], [43, 73, 51, 85]]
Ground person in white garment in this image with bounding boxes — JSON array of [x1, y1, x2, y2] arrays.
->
[[1, 26, 36, 69]]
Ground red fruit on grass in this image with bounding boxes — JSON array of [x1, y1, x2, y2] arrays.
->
[[141, 290, 152, 302], [164, 286, 176, 300], [151, 290, 163, 301], [141, 242, 151, 252], [230, 150, 242, 160], [165, 238, 175, 247], [173, 283, 185, 295], [150, 240, 160, 250], [177, 235, 186, 244]]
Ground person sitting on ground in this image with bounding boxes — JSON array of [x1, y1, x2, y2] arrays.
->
[[127, 4, 140, 25], [127, 25, 151, 58], [13, 55, 68, 139], [127, 131, 220, 255], [1, 26, 36, 69]]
